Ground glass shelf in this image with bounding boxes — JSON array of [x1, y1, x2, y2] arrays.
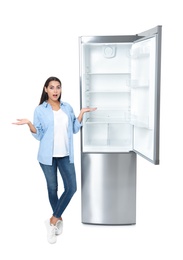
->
[[84, 108, 130, 123], [83, 145, 131, 153], [83, 72, 131, 75], [85, 88, 130, 93], [86, 118, 130, 124]]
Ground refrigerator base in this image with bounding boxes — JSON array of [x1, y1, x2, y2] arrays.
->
[[81, 152, 136, 225]]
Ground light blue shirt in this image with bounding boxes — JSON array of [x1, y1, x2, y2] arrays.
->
[[32, 101, 82, 165]]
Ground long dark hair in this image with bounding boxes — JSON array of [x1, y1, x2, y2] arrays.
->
[[39, 76, 62, 105]]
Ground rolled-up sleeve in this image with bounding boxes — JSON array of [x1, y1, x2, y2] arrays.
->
[[68, 104, 82, 134], [32, 109, 45, 141], [73, 116, 82, 134]]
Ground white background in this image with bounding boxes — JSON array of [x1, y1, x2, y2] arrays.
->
[[0, 0, 182, 259]]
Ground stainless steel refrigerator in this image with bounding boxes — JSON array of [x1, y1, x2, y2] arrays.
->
[[79, 25, 162, 225]]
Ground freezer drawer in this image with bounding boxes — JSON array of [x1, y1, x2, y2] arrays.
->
[[81, 152, 136, 225]]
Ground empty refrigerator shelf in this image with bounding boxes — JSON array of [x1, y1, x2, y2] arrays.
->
[[83, 144, 131, 152], [85, 118, 130, 124], [83, 72, 131, 75], [85, 88, 130, 93]]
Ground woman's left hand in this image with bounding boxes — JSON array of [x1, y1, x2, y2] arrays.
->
[[81, 107, 97, 113], [77, 107, 97, 122]]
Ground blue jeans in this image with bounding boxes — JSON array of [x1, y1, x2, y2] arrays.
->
[[39, 156, 77, 218]]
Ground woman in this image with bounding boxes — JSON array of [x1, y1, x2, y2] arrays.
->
[[13, 76, 96, 244]]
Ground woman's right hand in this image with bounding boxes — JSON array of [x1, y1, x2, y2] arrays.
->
[[12, 119, 30, 125], [12, 119, 37, 133]]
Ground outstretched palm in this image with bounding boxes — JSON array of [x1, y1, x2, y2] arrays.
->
[[12, 119, 29, 125]]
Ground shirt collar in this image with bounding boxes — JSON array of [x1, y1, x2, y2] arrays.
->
[[42, 101, 64, 107]]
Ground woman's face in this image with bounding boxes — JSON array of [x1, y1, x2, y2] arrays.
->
[[45, 80, 62, 102]]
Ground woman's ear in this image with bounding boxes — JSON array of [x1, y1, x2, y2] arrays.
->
[[44, 87, 47, 93]]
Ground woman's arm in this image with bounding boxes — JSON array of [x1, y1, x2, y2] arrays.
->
[[77, 107, 97, 123], [12, 119, 37, 133]]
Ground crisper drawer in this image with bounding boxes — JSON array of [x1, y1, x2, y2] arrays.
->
[[82, 122, 132, 152]]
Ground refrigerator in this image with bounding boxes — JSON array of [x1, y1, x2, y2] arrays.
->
[[79, 25, 162, 225]]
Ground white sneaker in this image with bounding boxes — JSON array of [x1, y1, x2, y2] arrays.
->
[[55, 220, 63, 235], [45, 220, 58, 244]]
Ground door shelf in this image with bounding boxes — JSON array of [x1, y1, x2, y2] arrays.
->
[[130, 115, 152, 129], [130, 44, 150, 59], [131, 79, 149, 88]]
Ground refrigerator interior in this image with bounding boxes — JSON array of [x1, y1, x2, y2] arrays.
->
[[80, 36, 157, 159]]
